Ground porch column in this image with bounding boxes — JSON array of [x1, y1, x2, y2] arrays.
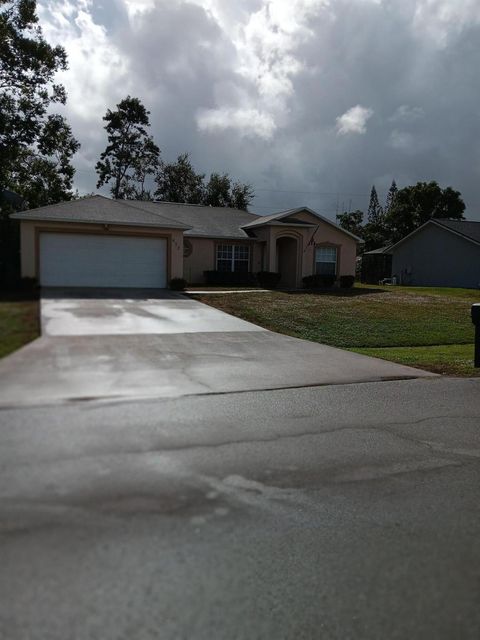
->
[[267, 228, 277, 272]]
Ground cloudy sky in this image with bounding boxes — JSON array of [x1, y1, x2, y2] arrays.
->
[[38, 0, 480, 220]]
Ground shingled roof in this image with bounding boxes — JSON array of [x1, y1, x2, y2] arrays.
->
[[124, 200, 260, 239], [10, 195, 365, 241], [433, 219, 480, 245], [11, 195, 190, 230], [389, 218, 480, 250]]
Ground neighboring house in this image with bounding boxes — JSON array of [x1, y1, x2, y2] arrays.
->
[[389, 219, 480, 288], [11, 195, 361, 289]]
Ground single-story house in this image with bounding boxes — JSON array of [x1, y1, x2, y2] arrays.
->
[[389, 218, 480, 288], [11, 195, 361, 289]]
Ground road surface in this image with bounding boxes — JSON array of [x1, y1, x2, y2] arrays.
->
[[1, 376, 479, 639]]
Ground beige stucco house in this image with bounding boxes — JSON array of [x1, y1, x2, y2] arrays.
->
[[12, 195, 361, 288]]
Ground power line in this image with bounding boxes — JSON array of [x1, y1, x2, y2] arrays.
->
[[255, 188, 373, 197]]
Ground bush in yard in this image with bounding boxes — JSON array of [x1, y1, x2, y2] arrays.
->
[[339, 275, 355, 289], [302, 274, 336, 288], [204, 270, 256, 286], [169, 278, 187, 291], [256, 271, 281, 288], [17, 277, 39, 292]]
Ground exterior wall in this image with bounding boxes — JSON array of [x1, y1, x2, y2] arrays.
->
[[20, 220, 184, 282], [391, 224, 480, 288], [295, 212, 358, 280], [261, 214, 358, 287], [183, 237, 262, 284]]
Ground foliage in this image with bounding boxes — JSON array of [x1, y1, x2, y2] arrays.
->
[[0, 0, 79, 206], [156, 157, 254, 210], [367, 185, 383, 224], [302, 274, 336, 288], [339, 275, 355, 288], [155, 153, 204, 204], [256, 271, 281, 288], [229, 181, 254, 211], [204, 270, 256, 286], [7, 116, 79, 208], [203, 172, 230, 207], [336, 209, 364, 237], [337, 180, 466, 251], [385, 181, 465, 243], [96, 96, 160, 199], [384, 179, 398, 214], [169, 277, 187, 291]]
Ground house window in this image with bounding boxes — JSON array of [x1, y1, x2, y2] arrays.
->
[[216, 244, 250, 272], [315, 246, 337, 275]]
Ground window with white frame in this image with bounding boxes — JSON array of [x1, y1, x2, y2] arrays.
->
[[315, 246, 337, 275], [216, 244, 250, 272]]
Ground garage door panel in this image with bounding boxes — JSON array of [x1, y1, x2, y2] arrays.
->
[[39, 233, 167, 288]]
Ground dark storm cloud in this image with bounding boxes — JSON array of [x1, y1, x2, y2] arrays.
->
[[38, 0, 480, 219]]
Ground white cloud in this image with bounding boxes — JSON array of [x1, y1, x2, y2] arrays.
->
[[124, 0, 155, 18], [38, 1, 128, 120], [389, 105, 425, 123], [197, 107, 276, 139], [336, 105, 373, 135], [191, 0, 330, 136], [413, 0, 480, 45]]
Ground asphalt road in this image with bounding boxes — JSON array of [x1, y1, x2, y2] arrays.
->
[[1, 376, 479, 639]]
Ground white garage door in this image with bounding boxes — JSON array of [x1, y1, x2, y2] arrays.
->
[[39, 233, 167, 288]]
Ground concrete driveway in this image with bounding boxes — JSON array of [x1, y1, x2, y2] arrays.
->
[[0, 288, 434, 407], [40, 288, 262, 336]]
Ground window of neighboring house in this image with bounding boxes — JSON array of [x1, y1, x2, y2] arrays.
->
[[315, 246, 337, 275], [216, 244, 250, 272]]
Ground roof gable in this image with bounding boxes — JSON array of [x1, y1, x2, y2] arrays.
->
[[241, 206, 364, 241], [389, 218, 480, 251]]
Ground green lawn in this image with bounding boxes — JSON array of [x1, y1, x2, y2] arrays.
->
[[194, 285, 480, 376], [0, 294, 40, 359]]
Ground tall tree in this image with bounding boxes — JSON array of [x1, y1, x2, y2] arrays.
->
[[0, 0, 79, 205], [385, 181, 465, 243], [336, 210, 364, 237], [385, 179, 398, 214], [204, 172, 231, 207], [96, 96, 160, 199], [203, 173, 254, 210], [7, 114, 79, 208], [367, 185, 383, 224], [229, 181, 254, 211], [155, 153, 254, 210], [155, 153, 205, 204], [0, 0, 79, 286]]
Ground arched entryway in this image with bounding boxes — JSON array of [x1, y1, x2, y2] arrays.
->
[[276, 236, 298, 288]]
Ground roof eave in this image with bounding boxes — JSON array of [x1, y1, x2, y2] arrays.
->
[[9, 214, 191, 230]]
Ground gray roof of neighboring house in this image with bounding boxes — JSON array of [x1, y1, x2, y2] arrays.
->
[[10, 195, 191, 230], [241, 206, 364, 241], [389, 218, 480, 251], [363, 245, 393, 255], [124, 200, 260, 238], [433, 219, 480, 245]]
